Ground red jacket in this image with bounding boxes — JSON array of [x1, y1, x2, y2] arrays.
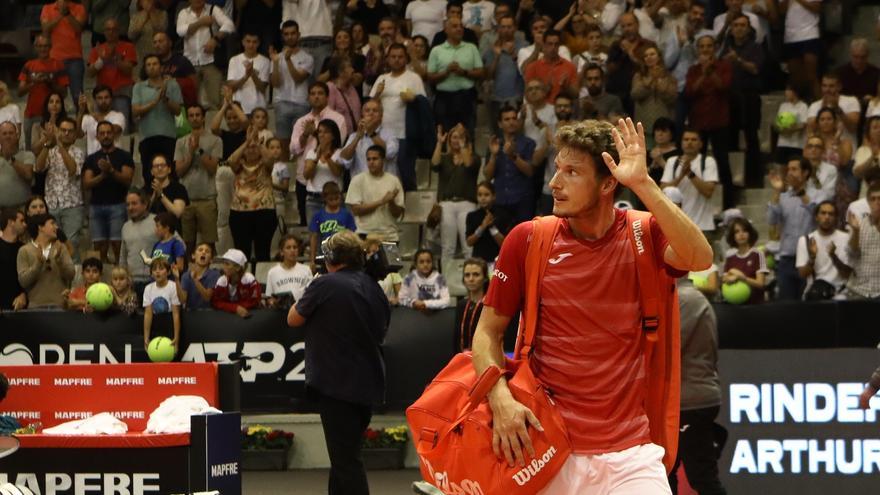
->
[[211, 272, 262, 313]]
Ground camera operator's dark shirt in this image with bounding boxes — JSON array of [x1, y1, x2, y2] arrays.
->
[[294, 268, 390, 406]]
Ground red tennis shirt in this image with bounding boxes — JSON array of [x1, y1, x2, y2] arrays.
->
[[485, 210, 678, 454]]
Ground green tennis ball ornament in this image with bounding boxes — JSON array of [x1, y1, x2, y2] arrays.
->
[[688, 274, 709, 289], [147, 337, 176, 362], [776, 112, 797, 131], [86, 282, 114, 311], [722, 281, 752, 305], [757, 245, 776, 270]]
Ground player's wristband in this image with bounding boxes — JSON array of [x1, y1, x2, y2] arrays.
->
[[489, 227, 500, 236]]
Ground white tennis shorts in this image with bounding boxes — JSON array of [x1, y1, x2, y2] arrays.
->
[[537, 443, 672, 495]]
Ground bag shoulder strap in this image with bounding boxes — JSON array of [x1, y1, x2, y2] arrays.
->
[[515, 215, 562, 359], [625, 209, 661, 341]]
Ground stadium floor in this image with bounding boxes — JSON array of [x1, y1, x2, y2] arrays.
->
[[243, 468, 421, 494]]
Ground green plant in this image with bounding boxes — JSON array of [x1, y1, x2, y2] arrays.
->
[[241, 424, 294, 450], [363, 424, 409, 449]]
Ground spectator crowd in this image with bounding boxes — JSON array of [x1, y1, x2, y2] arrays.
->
[[1, 0, 880, 320]]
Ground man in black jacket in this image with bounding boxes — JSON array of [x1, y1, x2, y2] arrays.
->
[[287, 231, 390, 495]]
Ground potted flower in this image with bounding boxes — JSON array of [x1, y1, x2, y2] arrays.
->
[[241, 424, 294, 471], [362, 424, 409, 470]]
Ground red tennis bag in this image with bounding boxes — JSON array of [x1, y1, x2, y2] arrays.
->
[[406, 216, 571, 495]]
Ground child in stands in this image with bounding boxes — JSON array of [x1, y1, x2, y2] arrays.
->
[[309, 181, 356, 271], [151, 212, 186, 274], [399, 249, 450, 311], [722, 217, 769, 304], [212, 248, 261, 318], [180, 242, 221, 309], [143, 257, 181, 353], [110, 265, 139, 315], [266, 234, 313, 307], [64, 257, 103, 311]]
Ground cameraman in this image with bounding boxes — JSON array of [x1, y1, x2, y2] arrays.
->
[[287, 231, 390, 495]]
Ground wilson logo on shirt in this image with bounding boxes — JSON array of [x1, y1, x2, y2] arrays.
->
[[548, 253, 573, 265]]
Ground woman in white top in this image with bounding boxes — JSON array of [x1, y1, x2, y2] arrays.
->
[[266, 234, 313, 306], [304, 119, 344, 225]]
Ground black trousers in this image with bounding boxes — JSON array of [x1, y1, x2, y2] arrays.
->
[[317, 392, 373, 495], [729, 90, 763, 188], [434, 88, 477, 135], [700, 129, 736, 209], [139, 135, 177, 186], [669, 405, 727, 495], [295, 181, 308, 226], [228, 208, 277, 262]]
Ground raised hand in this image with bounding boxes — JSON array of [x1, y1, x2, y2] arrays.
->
[[807, 237, 818, 259], [768, 169, 785, 192], [489, 136, 500, 155], [601, 118, 649, 189], [436, 125, 448, 143], [374, 79, 386, 96]]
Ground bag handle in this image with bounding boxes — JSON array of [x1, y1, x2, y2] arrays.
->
[[625, 210, 661, 342], [515, 216, 562, 359]]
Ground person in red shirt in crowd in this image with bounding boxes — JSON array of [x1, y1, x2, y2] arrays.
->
[[472, 118, 712, 494], [685, 33, 734, 209], [153, 31, 199, 107], [523, 29, 578, 104], [40, 0, 87, 104], [211, 248, 262, 318], [18, 35, 69, 152], [87, 18, 137, 129]]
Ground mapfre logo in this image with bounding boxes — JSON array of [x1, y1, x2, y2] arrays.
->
[[511, 445, 558, 486], [420, 458, 485, 495]]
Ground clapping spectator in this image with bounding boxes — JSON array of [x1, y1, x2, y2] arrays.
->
[[227, 127, 276, 262], [18, 35, 68, 153], [398, 249, 450, 311], [146, 154, 189, 218], [175, 104, 221, 255], [86, 19, 136, 128], [660, 129, 719, 234], [17, 213, 75, 308], [796, 201, 851, 300], [303, 120, 345, 224], [63, 257, 102, 311], [153, 32, 198, 107], [30, 90, 67, 157], [318, 28, 366, 91], [250, 108, 274, 146], [82, 120, 135, 263], [431, 3, 480, 49], [24, 195, 72, 255], [579, 65, 625, 121], [465, 181, 510, 264], [855, 117, 880, 180], [237, 0, 281, 55], [0, 209, 27, 311], [647, 118, 681, 185], [271, 21, 314, 161], [573, 24, 607, 75], [845, 183, 880, 299], [128, 0, 168, 75], [133, 55, 183, 186], [768, 158, 817, 300], [432, 124, 479, 260], [266, 234, 313, 306], [210, 89, 248, 160], [110, 266, 138, 315], [291, 83, 347, 224], [0, 122, 34, 210], [212, 248, 261, 317], [807, 74, 860, 146], [483, 14, 527, 134], [554, 5, 590, 56], [484, 106, 535, 225], [346, 145, 405, 241], [40, 0, 87, 103], [77, 86, 126, 155], [801, 135, 838, 205], [606, 13, 649, 115], [517, 17, 572, 75], [722, 218, 768, 304], [713, 0, 765, 44], [428, 16, 484, 135], [339, 99, 399, 178], [631, 44, 677, 140], [176, 0, 236, 111], [836, 38, 878, 104], [180, 242, 220, 309], [408, 35, 431, 87], [34, 117, 85, 260], [685, 33, 735, 209], [227, 33, 271, 115], [286, 0, 333, 80], [522, 29, 578, 104]]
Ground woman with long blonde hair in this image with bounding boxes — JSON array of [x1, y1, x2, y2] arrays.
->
[[431, 123, 480, 261]]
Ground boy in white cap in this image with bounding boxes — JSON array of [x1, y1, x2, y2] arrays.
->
[[211, 248, 261, 317]]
